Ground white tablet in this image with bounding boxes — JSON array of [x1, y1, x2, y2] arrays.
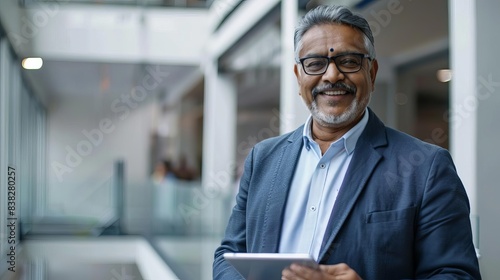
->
[[223, 253, 318, 280]]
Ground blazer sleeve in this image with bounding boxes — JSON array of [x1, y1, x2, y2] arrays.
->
[[212, 148, 254, 280], [415, 149, 481, 279]]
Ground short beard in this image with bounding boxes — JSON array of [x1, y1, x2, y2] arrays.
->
[[309, 94, 370, 128]]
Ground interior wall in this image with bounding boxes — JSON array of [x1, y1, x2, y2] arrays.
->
[[359, 0, 448, 58], [369, 81, 388, 123], [475, 0, 500, 276], [46, 94, 156, 232], [358, 0, 449, 134], [394, 54, 450, 145]]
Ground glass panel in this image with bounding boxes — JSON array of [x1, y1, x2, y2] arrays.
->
[[0, 34, 48, 277], [0, 39, 10, 274], [37, 103, 47, 217], [8, 56, 21, 246]]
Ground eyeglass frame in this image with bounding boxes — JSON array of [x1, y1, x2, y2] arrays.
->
[[296, 52, 373, 75]]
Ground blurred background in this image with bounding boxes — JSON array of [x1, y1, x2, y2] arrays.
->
[[0, 0, 499, 279]]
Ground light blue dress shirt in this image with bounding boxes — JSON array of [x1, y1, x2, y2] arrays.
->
[[278, 109, 369, 260]]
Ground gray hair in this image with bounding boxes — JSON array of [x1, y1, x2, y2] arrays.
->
[[294, 5, 376, 61]]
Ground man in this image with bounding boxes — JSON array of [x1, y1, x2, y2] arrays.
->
[[213, 5, 481, 280]]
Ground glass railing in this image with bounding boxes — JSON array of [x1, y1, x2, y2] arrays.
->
[[148, 176, 232, 280], [21, 160, 123, 237], [12, 158, 233, 280]]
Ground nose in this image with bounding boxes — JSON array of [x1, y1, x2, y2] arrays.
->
[[322, 60, 345, 84]]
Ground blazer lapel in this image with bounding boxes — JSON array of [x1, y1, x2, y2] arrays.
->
[[260, 127, 304, 253], [319, 109, 387, 261]]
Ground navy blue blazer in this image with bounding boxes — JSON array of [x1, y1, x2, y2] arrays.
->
[[213, 108, 481, 279]]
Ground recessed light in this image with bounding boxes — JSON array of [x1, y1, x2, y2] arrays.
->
[[437, 69, 452, 83], [22, 57, 43, 70]]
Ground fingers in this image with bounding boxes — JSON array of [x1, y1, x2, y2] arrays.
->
[[282, 263, 362, 280], [319, 263, 362, 280], [282, 264, 322, 280], [320, 263, 349, 273]]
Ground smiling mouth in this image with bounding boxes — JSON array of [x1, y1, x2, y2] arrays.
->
[[312, 84, 356, 99], [321, 90, 350, 96]]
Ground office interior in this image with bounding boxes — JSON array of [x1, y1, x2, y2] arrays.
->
[[0, 0, 499, 279]]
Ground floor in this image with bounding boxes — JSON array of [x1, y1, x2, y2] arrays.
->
[[154, 236, 222, 280], [0, 236, 182, 280]]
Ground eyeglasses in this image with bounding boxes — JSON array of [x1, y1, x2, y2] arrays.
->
[[297, 53, 372, 75]]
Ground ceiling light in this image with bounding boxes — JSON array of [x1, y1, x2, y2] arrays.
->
[[437, 69, 452, 83], [22, 57, 43, 70]]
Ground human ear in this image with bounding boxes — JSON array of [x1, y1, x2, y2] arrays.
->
[[294, 63, 302, 95], [369, 59, 379, 89]]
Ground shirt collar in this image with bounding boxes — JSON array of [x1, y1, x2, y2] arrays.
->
[[302, 108, 369, 154]]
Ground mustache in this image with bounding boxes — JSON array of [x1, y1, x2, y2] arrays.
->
[[312, 82, 356, 98]]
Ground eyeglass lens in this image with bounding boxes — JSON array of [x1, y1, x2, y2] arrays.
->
[[302, 54, 364, 74]]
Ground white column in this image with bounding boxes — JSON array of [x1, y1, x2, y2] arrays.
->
[[473, 0, 500, 274], [450, 0, 500, 276], [449, 0, 477, 220], [280, 0, 309, 134], [202, 59, 237, 235]]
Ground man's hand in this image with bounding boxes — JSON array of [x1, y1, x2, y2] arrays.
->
[[282, 263, 362, 280]]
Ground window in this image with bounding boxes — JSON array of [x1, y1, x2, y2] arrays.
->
[[0, 27, 47, 277]]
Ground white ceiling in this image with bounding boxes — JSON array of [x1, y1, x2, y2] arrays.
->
[[23, 60, 198, 104], [14, 0, 449, 108]]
